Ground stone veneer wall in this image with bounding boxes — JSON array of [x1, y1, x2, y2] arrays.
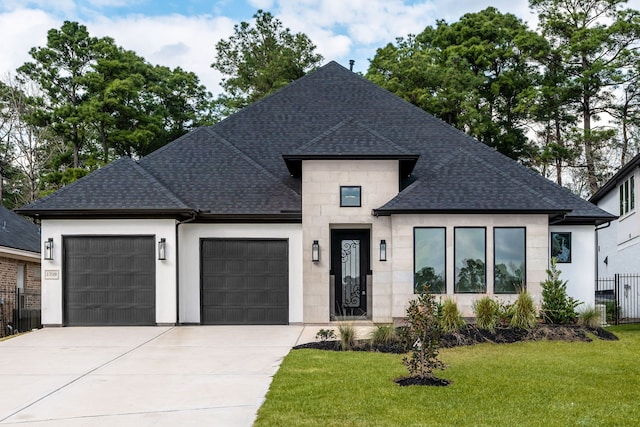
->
[[390, 214, 549, 318], [302, 159, 398, 323]]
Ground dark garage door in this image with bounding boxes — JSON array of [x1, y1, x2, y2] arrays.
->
[[201, 239, 288, 325], [63, 236, 155, 326]]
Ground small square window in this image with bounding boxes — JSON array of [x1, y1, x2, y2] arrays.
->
[[340, 186, 361, 207]]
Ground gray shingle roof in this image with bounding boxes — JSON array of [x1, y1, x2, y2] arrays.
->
[[17, 157, 190, 215], [289, 117, 412, 156], [17, 60, 614, 224], [0, 205, 40, 253], [375, 148, 565, 213]]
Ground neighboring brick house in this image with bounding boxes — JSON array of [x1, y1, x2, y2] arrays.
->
[[0, 205, 41, 337], [18, 61, 614, 327]]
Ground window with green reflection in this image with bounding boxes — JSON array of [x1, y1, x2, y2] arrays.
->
[[414, 227, 445, 294], [494, 227, 525, 294]]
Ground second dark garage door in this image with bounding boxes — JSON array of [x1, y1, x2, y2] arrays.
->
[[201, 239, 289, 325], [63, 236, 156, 326]]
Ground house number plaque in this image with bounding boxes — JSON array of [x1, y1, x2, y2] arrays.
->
[[44, 270, 60, 280]]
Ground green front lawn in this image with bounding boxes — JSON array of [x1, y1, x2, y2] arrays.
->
[[255, 325, 640, 427]]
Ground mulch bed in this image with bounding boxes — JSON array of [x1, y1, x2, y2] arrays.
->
[[293, 324, 618, 354], [293, 324, 618, 387]]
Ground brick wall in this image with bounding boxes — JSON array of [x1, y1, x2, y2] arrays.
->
[[0, 256, 41, 337]]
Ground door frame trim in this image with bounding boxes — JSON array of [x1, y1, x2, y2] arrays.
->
[[330, 229, 371, 319]]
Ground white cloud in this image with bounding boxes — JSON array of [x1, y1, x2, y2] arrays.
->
[[0, 0, 76, 15], [4, 0, 640, 94], [88, 14, 236, 94], [247, 0, 274, 10], [0, 9, 61, 76]]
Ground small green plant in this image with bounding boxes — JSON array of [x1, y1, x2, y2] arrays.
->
[[497, 300, 514, 327], [577, 305, 602, 328], [440, 298, 465, 333], [370, 324, 397, 347], [510, 291, 538, 329], [473, 296, 499, 331], [315, 328, 336, 342], [337, 322, 356, 351], [540, 258, 579, 324], [402, 292, 447, 380], [603, 300, 619, 324]]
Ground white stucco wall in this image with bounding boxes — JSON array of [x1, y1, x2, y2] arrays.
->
[[595, 170, 640, 277], [178, 223, 303, 324], [549, 225, 596, 307], [40, 219, 178, 326]]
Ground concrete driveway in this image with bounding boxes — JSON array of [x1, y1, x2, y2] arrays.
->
[[0, 326, 305, 426]]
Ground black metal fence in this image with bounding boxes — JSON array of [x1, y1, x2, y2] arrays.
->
[[1, 288, 41, 337], [596, 274, 640, 325]]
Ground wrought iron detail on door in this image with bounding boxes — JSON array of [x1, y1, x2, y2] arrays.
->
[[331, 229, 370, 318], [341, 239, 361, 308]]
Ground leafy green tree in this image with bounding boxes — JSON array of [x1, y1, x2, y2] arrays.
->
[[402, 291, 447, 381], [530, 0, 640, 195], [611, 61, 640, 165], [17, 21, 110, 169], [212, 10, 323, 110], [529, 49, 581, 185], [367, 8, 546, 163], [16, 21, 216, 192]]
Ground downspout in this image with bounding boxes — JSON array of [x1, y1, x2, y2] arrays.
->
[[594, 220, 612, 284], [175, 211, 198, 325]]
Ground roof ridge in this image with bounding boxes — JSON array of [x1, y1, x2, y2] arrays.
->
[[143, 127, 207, 161], [202, 127, 301, 199], [295, 116, 356, 152], [353, 121, 411, 154], [293, 116, 411, 155], [132, 160, 190, 209]]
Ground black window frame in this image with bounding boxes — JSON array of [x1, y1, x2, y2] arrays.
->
[[619, 175, 635, 216], [413, 227, 446, 294], [454, 227, 486, 293], [340, 186, 362, 207], [493, 227, 526, 294]]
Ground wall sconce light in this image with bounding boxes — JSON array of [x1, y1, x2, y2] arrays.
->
[[158, 238, 166, 260], [44, 238, 53, 260], [312, 240, 320, 262], [603, 256, 608, 265], [380, 239, 387, 261]]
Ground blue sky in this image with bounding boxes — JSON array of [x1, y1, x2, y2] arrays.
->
[[1, 0, 639, 94]]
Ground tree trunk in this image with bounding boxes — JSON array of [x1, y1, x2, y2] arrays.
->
[[583, 92, 598, 195], [555, 120, 562, 186]]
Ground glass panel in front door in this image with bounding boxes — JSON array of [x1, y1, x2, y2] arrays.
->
[[341, 239, 361, 308]]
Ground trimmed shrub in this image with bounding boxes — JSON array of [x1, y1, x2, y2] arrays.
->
[[370, 324, 397, 347], [510, 291, 538, 330], [473, 296, 499, 331], [440, 298, 465, 333]]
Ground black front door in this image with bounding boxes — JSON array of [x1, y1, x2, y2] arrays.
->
[[331, 229, 370, 317]]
